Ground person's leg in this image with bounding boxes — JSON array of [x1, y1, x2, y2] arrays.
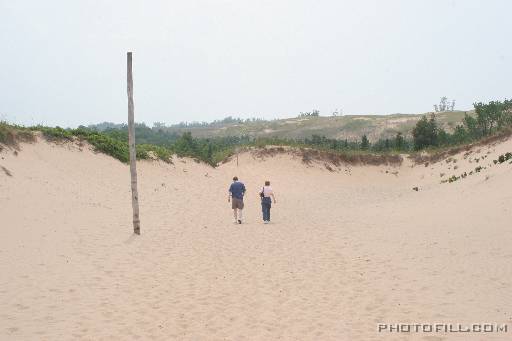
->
[[233, 209, 238, 222], [236, 199, 244, 223], [263, 203, 269, 221], [267, 205, 271, 222], [261, 203, 266, 221]]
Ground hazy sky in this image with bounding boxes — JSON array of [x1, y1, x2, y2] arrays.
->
[[1, 0, 511, 127]]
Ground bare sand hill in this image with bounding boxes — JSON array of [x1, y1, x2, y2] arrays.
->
[[1, 137, 511, 341]]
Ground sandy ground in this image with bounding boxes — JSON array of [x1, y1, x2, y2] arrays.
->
[[1, 137, 511, 341]]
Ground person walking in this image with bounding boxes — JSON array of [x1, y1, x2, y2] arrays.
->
[[228, 176, 246, 224], [260, 180, 276, 224]]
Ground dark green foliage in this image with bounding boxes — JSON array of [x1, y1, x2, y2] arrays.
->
[[494, 152, 512, 164], [412, 115, 438, 150], [451, 125, 469, 144], [463, 114, 480, 139], [471, 99, 512, 137], [34, 126, 73, 140], [73, 128, 131, 162], [436, 128, 449, 146], [138, 144, 172, 162], [473, 100, 511, 135], [169, 132, 246, 166], [395, 132, 405, 150], [78, 129, 175, 163], [92, 123, 180, 147], [411, 99, 512, 151], [361, 135, 370, 150]]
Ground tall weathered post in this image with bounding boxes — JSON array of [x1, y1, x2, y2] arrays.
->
[[127, 52, 141, 235]]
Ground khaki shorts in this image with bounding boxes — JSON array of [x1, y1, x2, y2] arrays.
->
[[232, 197, 244, 209]]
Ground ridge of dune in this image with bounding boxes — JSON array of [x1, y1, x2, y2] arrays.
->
[[1, 136, 512, 340]]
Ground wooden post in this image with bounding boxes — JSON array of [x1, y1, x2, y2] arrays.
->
[[127, 52, 141, 235]]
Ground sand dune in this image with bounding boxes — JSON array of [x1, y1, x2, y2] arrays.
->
[[1, 137, 511, 340]]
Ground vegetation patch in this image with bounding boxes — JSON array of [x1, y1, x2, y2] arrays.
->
[[297, 148, 402, 166], [250, 146, 402, 167], [33, 126, 73, 141], [0, 122, 36, 148], [410, 99, 512, 164], [493, 152, 512, 164], [441, 153, 511, 184], [409, 128, 512, 165]]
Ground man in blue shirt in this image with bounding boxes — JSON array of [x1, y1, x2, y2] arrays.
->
[[228, 176, 246, 224]]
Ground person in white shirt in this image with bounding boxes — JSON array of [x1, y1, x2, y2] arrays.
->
[[259, 181, 276, 224]]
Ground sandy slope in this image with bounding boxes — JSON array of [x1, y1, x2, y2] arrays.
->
[[0, 137, 511, 341]]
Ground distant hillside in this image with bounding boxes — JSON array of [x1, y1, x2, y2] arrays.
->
[[150, 111, 470, 141]]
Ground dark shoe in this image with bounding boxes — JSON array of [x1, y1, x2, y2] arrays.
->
[[238, 219, 242, 224]]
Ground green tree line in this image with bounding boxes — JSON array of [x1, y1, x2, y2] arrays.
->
[[412, 99, 512, 150], [2, 99, 510, 166]]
